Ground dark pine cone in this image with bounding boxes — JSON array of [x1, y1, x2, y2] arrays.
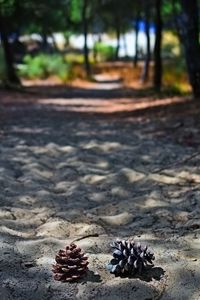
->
[[52, 243, 89, 282], [107, 239, 155, 276]]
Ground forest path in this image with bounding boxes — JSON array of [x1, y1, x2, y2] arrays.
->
[[0, 80, 200, 299]]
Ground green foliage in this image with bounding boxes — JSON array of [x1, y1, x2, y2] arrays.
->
[[0, 0, 69, 35], [0, 0, 15, 15], [163, 0, 181, 17], [94, 42, 115, 61], [65, 53, 84, 64], [162, 42, 179, 58], [18, 54, 72, 81], [70, 0, 82, 22], [100, 0, 135, 33], [163, 57, 189, 93], [162, 31, 181, 58]]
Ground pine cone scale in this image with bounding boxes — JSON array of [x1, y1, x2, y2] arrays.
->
[[61, 268, 70, 272]]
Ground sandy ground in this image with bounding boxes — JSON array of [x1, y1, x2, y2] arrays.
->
[[0, 78, 200, 300]]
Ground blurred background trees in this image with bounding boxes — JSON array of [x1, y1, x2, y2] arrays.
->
[[0, 0, 199, 97]]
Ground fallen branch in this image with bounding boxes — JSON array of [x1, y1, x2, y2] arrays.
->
[[72, 233, 99, 243], [152, 151, 200, 173]]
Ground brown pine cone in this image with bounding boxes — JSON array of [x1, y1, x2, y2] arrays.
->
[[52, 243, 89, 282]]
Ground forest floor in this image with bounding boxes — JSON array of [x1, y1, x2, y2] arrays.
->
[[0, 75, 200, 300]]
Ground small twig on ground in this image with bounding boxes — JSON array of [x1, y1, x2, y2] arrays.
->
[[72, 233, 99, 243], [152, 151, 200, 173]]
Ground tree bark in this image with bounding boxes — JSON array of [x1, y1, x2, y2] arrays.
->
[[153, 0, 162, 91], [0, 15, 20, 85], [51, 34, 58, 51], [179, 0, 200, 98], [115, 19, 120, 60], [82, 0, 91, 77], [141, 4, 151, 83], [133, 16, 139, 67], [42, 32, 48, 50], [41, 32, 52, 53], [123, 33, 128, 57]]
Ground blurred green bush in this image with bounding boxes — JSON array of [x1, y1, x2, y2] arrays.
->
[[162, 31, 181, 58], [18, 54, 72, 81], [93, 42, 115, 61]]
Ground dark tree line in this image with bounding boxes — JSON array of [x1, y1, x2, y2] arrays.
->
[[0, 0, 200, 98]]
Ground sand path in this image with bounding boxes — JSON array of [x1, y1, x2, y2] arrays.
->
[[0, 78, 200, 299]]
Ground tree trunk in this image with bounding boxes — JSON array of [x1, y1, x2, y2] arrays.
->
[[82, 0, 91, 78], [133, 16, 139, 67], [0, 15, 20, 85], [115, 20, 120, 60], [98, 34, 102, 43], [141, 5, 151, 83], [123, 33, 128, 57], [42, 32, 48, 51], [51, 34, 58, 51], [180, 0, 200, 98], [153, 0, 162, 91]]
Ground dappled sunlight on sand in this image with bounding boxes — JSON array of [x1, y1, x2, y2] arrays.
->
[[37, 96, 191, 113], [0, 81, 200, 299]]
